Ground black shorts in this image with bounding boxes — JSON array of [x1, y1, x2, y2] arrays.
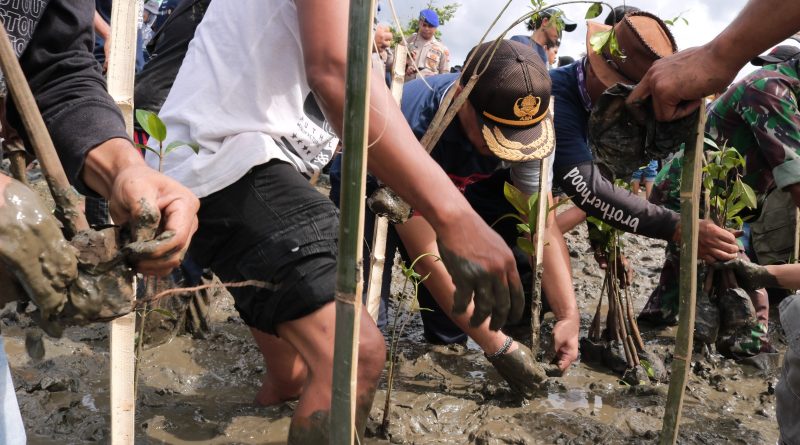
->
[[189, 160, 339, 335]]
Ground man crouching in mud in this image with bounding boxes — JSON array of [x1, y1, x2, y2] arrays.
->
[[549, 12, 740, 263], [148, 0, 526, 443], [0, 0, 199, 443], [329, 40, 577, 394]]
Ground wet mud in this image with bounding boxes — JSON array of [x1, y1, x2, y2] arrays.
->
[[0, 183, 784, 444]]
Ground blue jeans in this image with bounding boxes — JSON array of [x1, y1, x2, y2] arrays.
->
[[0, 335, 26, 445]]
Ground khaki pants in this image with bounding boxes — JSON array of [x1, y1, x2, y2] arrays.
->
[[750, 187, 797, 266]]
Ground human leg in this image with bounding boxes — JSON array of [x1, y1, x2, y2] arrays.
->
[[250, 328, 307, 405], [279, 303, 385, 443], [188, 161, 384, 441]]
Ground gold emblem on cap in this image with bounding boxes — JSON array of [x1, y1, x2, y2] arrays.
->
[[513, 95, 541, 121]]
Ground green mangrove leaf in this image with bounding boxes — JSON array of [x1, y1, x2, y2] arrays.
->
[[517, 223, 532, 234], [136, 143, 162, 158], [585, 2, 602, 19], [504, 182, 530, 216], [135, 109, 167, 142], [590, 30, 612, 55], [517, 237, 535, 256], [739, 181, 757, 209]]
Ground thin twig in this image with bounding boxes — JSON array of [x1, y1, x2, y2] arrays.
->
[[134, 279, 269, 308]]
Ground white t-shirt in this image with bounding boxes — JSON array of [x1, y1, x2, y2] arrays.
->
[[146, 0, 338, 198]]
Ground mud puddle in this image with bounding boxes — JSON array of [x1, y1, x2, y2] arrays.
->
[[0, 179, 784, 444]]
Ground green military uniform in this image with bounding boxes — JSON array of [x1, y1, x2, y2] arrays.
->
[[639, 60, 800, 357], [404, 33, 449, 81]]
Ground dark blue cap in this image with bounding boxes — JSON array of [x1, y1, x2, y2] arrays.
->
[[419, 9, 439, 27]]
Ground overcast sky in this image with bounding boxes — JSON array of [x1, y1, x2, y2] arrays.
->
[[376, 0, 792, 81]]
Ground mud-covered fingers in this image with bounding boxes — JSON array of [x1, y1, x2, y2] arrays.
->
[[488, 275, 510, 331], [469, 278, 493, 328]]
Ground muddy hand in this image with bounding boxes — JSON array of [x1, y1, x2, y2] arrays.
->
[[437, 240, 523, 330], [713, 259, 778, 291], [485, 343, 547, 398], [0, 177, 78, 318], [106, 163, 199, 276]]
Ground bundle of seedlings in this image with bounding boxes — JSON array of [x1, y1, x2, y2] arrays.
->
[[580, 192, 661, 385], [695, 141, 768, 359]]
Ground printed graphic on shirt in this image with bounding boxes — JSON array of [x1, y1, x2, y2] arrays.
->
[[0, 0, 49, 55], [275, 93, 337, 172]]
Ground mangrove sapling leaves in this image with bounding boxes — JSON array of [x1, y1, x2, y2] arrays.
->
[[135, 109, 167, 142], [640, 359, 656, 379], [491, 213, 525, 228], [136, 143, 162, 158], [585, 2, 603, 19], [704, 137, 719, 150], [165, 140, 200, 156], [590, 30, 612, 55], [517, 237, 535, 256], [738, 180, 757, 209], [504, 182, 530, 216], [517, 223, 532, 234], [149, 308, 176, 319]]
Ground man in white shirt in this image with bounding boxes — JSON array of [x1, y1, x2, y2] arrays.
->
[[150, 0, 527, 442]]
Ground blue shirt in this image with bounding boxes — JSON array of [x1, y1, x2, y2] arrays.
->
[[509, 35, 548, 68], [401, 73, 500, 190], [550, 61, 593, 170]]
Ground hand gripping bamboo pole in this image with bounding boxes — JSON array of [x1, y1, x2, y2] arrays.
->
[[660, 102, 706, 445], [106, 1, 140, 444], [365, 45, 407, 323], [330, 0, 375, 442]]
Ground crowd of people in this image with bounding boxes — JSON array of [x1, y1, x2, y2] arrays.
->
[[1, 0, 800, 443]]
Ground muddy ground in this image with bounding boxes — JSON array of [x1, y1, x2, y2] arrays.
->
[[0, 181, 786, 444]]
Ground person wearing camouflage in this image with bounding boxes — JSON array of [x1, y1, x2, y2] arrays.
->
[[640, 54, 800, 358]]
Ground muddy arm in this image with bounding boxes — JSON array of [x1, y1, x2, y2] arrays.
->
[[0, 176, 77, 318]]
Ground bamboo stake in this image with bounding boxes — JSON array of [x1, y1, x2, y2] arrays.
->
[[0, 22, 89, 237], [529, 102, 552, 354], [330, 0, 374, 443], [365, 45, 407, 322], [106, 1, 139, 444], [660, 103, 706, 445]]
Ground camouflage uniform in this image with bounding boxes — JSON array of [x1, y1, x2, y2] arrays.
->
[[403, 33, 449, 81], [639, 60, 800, 357]]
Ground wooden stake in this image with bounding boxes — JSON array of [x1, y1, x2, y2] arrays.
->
[[365, 45, 407, 322], [0, 22, 89, 237], [529, 102, 552, 353], [660, 103, 706, 445], [330, 0, 374, 442], [105, 1, 139, 444]]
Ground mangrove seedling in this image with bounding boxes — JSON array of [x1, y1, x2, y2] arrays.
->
[[586, 179, 647, 383], [379, 254, 435, 439], [135, 109, 199, 172], [496, 182, 568, 355]]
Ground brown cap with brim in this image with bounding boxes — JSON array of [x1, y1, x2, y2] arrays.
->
[[585, 11, 677, 91], [461, 40, 555, 162]]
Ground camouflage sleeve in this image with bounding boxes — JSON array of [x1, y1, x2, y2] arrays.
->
[[650, 150, 683, 212], [737, 78, 800, 190]]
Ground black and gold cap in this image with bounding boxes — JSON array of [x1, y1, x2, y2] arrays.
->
[[460, 40, 554, 162]]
